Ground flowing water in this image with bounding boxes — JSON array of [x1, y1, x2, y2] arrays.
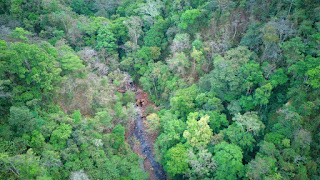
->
[[134, 108, 166, 180]]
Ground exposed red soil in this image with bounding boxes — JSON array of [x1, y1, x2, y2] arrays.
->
[[134, 88, 159, 158]]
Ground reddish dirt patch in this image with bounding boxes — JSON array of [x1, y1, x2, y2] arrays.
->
[[135, 89, 150, 109], [134, 88, 159, 155]]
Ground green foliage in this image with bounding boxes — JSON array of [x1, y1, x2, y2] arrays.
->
[[2, 0, 320, 179], [8, 106, 35, 136], [50, 123, 72, 149], [72, 110, 82, 124], [213, 142, 244, 179], [137, 46, 159, 63], [183, 113, 213, 149], [246, 155, 277, 179], [11, 28, 32, 42], [0, 40, 61, 104], [29, 130, 46, 154], [96, 25, 117, 52], [232, 112, 265, 136], [185, 147, 216, 179], [164, 143, 188, 177], [112, 124, 125, 149], [264, 132, 284, 146], [195, 92, 224, 112], [179, 9, 202, 29], [167, 52, 190, 77], [108, 18, 129, 46], [143, 29, 164, 47], [281, 37, 306, 67], [192, 40, 202, 49], [71, 0, 91, 15], [155, 111, 187, 156], [253, 83, 272, 106], [206, 111, 228, 132], [122, 91, 136, 105], [145, 113, 161, 134], [222, 124, 256, 155], [170, 85, 198, 118], [1, 149, 49, 179], [10, 0, 24, 19], [240, 61, 264, 91], [48, 30, 65, 45], [60, 53, 85, 73], [206, 55, 242, 101], [306, 65, 320, 88], [269, 68, 288, 87], [240, 22, 262, 51]]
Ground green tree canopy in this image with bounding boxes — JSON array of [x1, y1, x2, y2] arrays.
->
[[183, 113, 213, 149], [213, 142, 244, 179], [164, 143, 188, 177]]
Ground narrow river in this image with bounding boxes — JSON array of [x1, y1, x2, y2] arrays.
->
[[134, 108, 166, 180]]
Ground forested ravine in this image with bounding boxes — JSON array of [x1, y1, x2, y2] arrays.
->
[[133, 108, 166, 180], [1, 0, 320, 179]]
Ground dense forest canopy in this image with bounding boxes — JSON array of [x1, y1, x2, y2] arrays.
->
[[0, 0, 320, 179]]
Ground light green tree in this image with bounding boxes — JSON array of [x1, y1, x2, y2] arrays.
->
[[111, 124, 125, 149], [0, 41, 62, 103], [170, 85, 198, 118], [178, 9, 202, 29], [72, 110, 82, 124], [96, 25, 117, 52], [60, 53, 85, 73], [50, 123, 72, 149], [222, 124, 256, 156], [11, 28, 31, 42], [154, 111, 187, 157], [95, 110, 112, 129], [253, 83, 272, 106], [29, 130, 45, 154], [164, 143, 188, 177], [145, 113, 161, 135], [183, 113, 213, 149]]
